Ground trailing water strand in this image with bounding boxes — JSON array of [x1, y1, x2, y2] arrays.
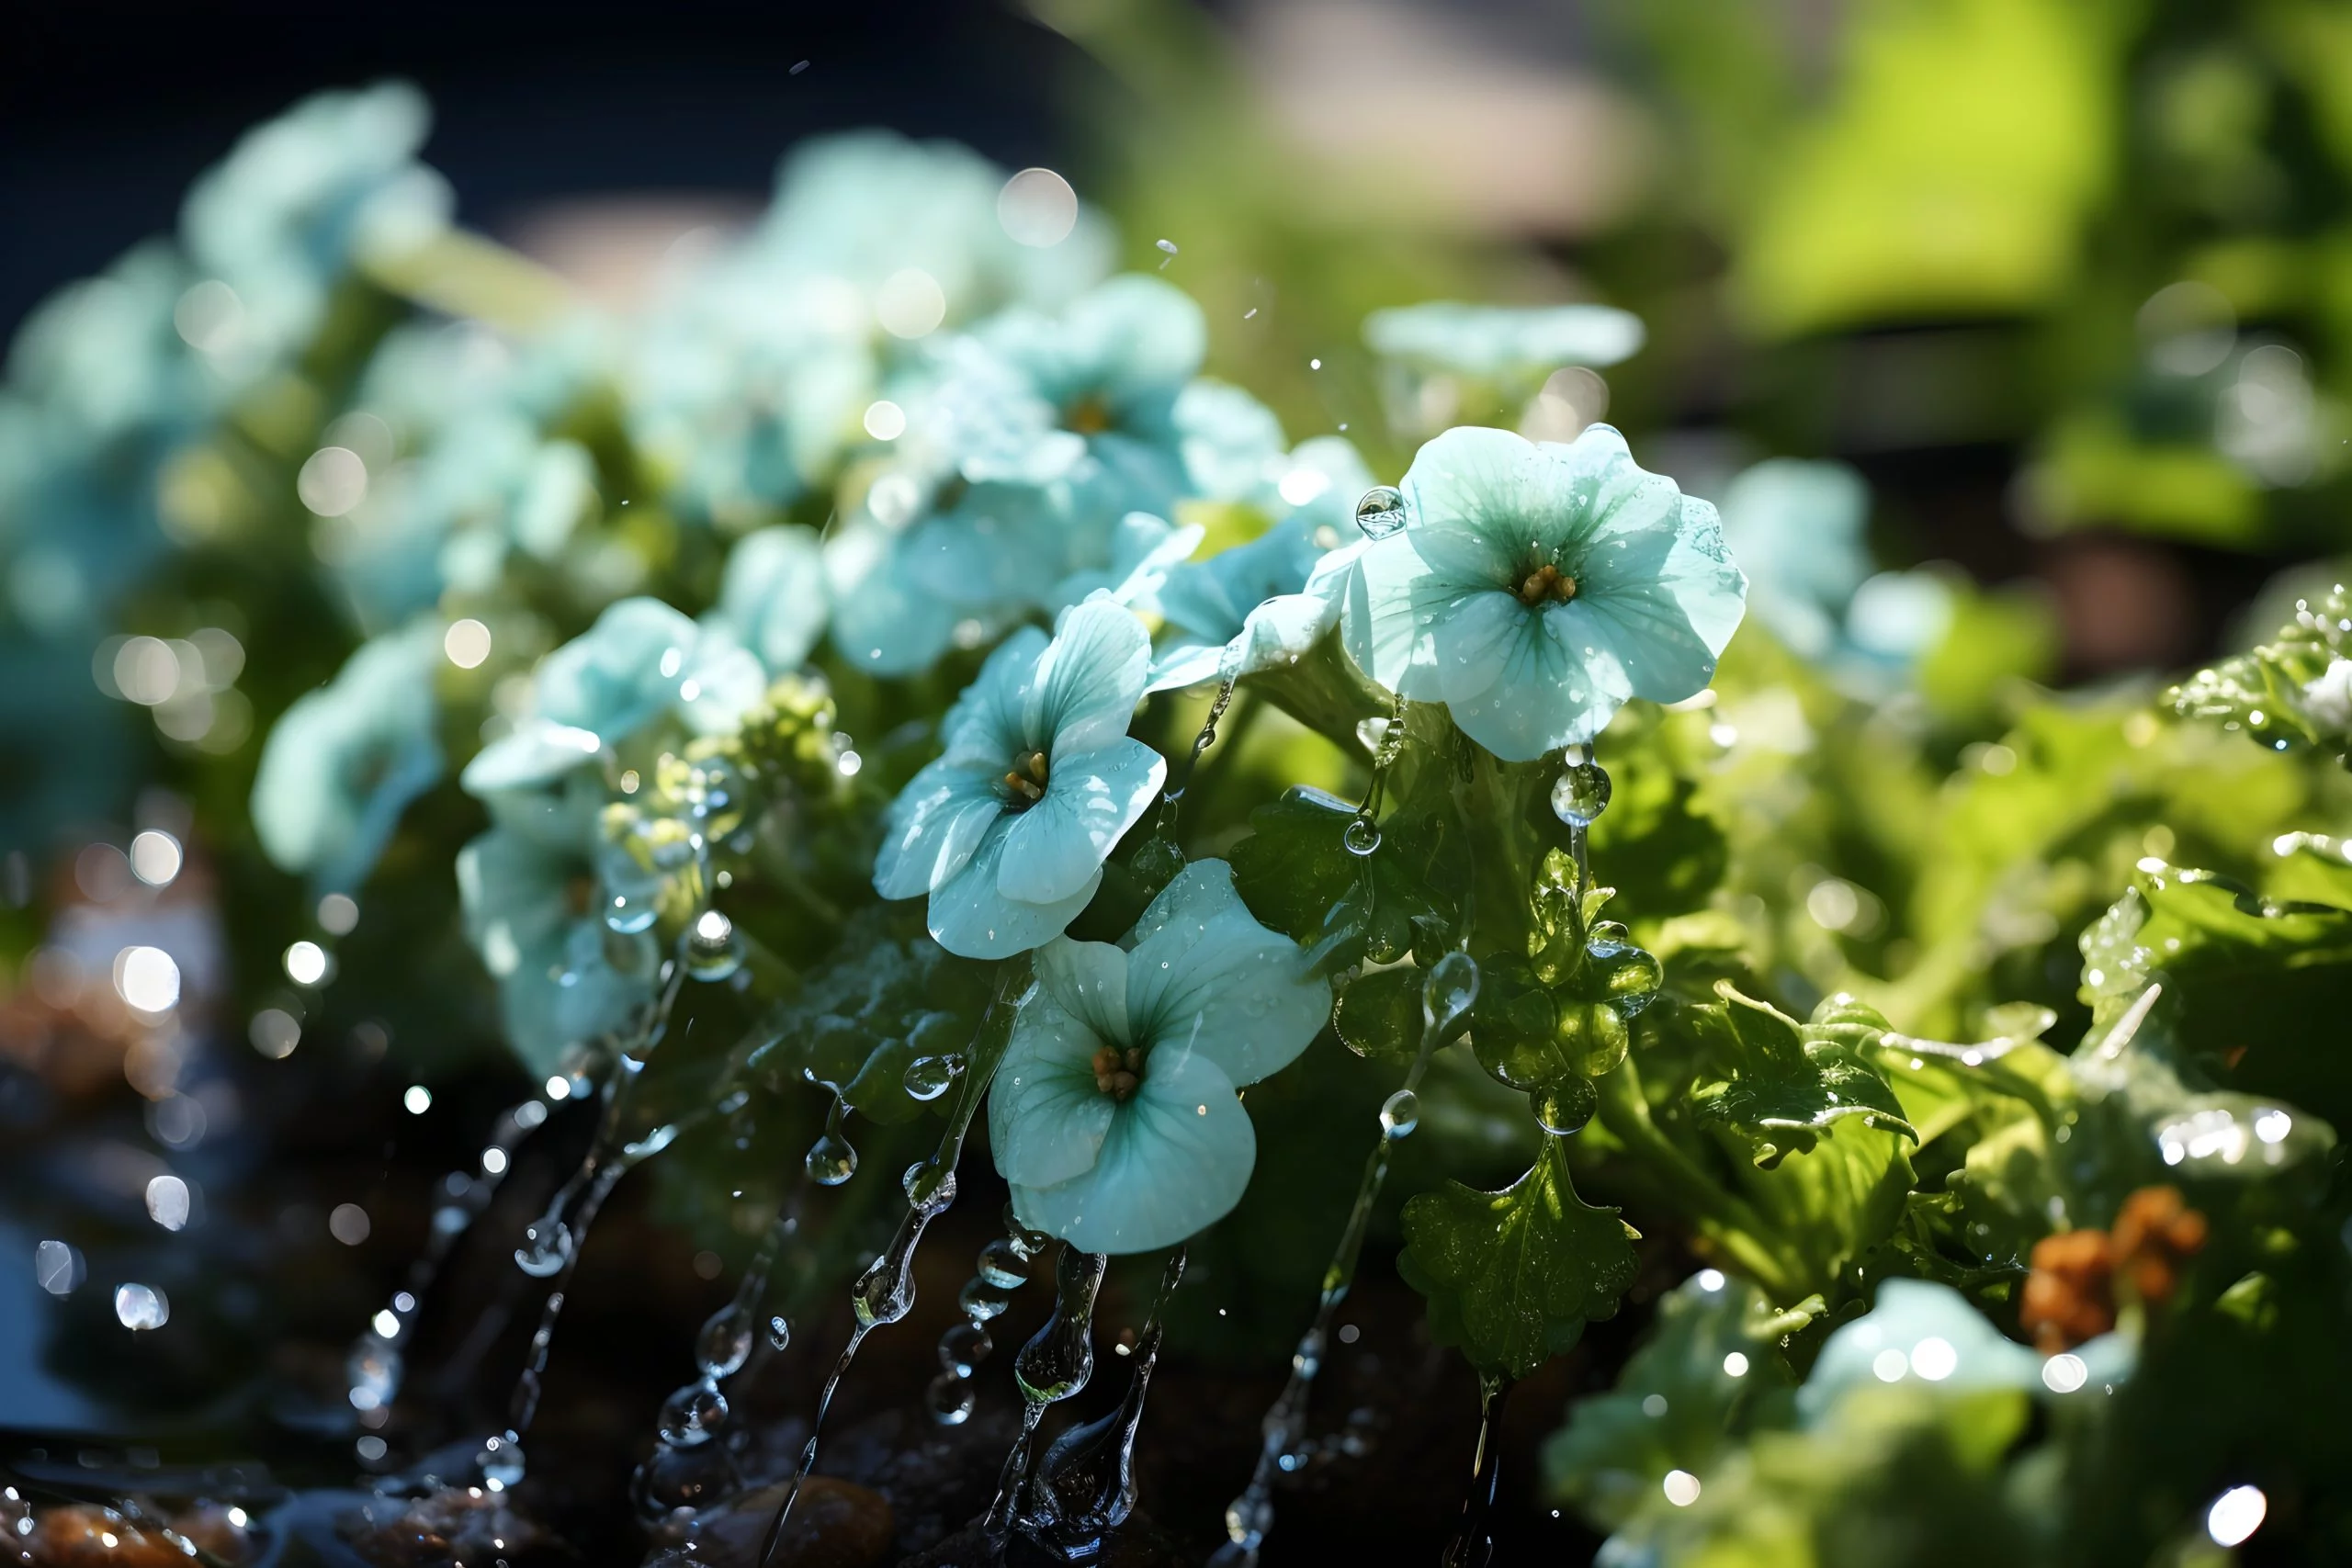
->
[[1208, 951, 1480, 1567], [345, 1088, 559, 1450], [927, 1203, 1054, 1427], [1437, 1374, 1513, 1568], [752, 963, 1035, 1565], [633, 1184, 812, 1522], [1015, 1246, 1188, 1551], [478, 967, 688, 1489], [1346, 691, 1411, 857], [984, 1243, 1110, 1538]]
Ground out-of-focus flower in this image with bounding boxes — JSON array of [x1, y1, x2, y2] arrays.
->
[[874, 598, 1163, 958], [251, 621, 445, 893], [1148, 435, 1374, 692], [1363, 301, 1645, 382], [1345, 424, 1747, 761], [181, 82, 452, 370], [712, 525, 829, 672], [463, 598, 764, 795], [989, 859, 1329, 1253], [1717, 458, 1951, 684], [458, 776, 657, 1077]]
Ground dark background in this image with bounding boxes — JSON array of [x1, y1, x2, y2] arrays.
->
[[0, 1, 1106, 340]]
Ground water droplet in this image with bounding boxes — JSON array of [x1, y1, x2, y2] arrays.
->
[[1532, 1076, 1597, 1135], [1342, 817, 1381, 856], [684, 910, 743, 982], [695, 1306, 755, 1380], [605, 888, 658, 935], [1421, 951, 1480, 1038], [940, 1321, 994, 1376], [1353, 486, 1407, 539], [929, 1371, 978, 1425], [1551, 761, 1611, 828], [978, 1237, 1031, 1290], [1379, 1089, 1419, 1137], [767, 1314, 791, 1352], [657, 1382, 729, 1447], [903, 1054, 958, 1101], [514, 1219, 574, 1278], [960, 1278, 1014, 1321], [805, 1133, 857, 1185]]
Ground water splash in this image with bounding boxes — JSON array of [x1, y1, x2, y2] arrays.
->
[[929, 1205, 1052, 1426], [633, 1187, 809, 1521], [345, 1089, 557, 1443], [1437, 1374, 1511, 1568], [479, 968, 689, 1489], [752, 962, 1036, 1565], [1015, 1247, 1187, 1553], [1209, 953, 1478, 1566], [984, 1244, 1109, 1537]]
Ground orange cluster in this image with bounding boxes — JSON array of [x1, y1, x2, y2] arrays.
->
[[2019, 1185, 2209, 1353]]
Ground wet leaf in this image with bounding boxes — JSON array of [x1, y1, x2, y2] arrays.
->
[[1332, 965, 1422, 1059], [1398, 1137, 1639, 1378], [1691, 985, 1917, 1167]]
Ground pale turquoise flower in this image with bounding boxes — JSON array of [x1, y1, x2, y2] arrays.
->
[[463, 598, 765, 794], [988, 859, 1330, 1254], [181, 82, 452, 369], [978, 274, 1208, 515], [1796, 1280, 2134, 1423], [712, 525, 828, 671], [251, 621, 445, 894], [1148, 435, 1374, 692], [873, 598, 1164, 958], [1717, 458, 1950, 682], [457, 775, 657, 1077], [755, 131, 1115, 323], [1363, 301, 1645, 381], [1344, 424, 1747, 761]]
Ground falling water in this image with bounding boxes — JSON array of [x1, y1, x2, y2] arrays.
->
[[479, 965, 690, 1489], [633, 1186, 810, 1521], [1345, 692, 1411, 858], [345, 1089, 558, 1442], [927, 1204, 1053, 1427], [983, 1244, 1110, 1537], [751, 964, 1036, 1564], [1015, 1246, 1188, 1552], [1208, 952, 1479, 1567], [1437, 1375, 1512, 1568], [1136, 656, 1244, 888]]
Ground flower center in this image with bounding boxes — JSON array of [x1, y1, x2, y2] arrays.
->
[[1092, 1043, 1145, 1100], [1001, 749, 1050, 808], [1515, 560, 1577, 607], [1064, 392, 1114, 435]]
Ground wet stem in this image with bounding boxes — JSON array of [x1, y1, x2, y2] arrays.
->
[[1592, 1056, 1813, 1303]]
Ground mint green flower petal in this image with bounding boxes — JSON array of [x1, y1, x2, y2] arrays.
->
[[941, 626, 1051, 768], [1012, 1045, 1254, 1255], [999, 737, 1165, 905], [458, 824, 656, 1077], [1027, 597, 1152, 760], [1570, 496, 1742, 702], [1035, 938, 1133, 1053], [535, 597, 702, 739], [717, 525, 828, 671], [1122, 860, 1330, 1086], [989, 982, 1120, 1190], [251, 621, 445, 894], [1396, 424, 1551, 577], [460, 721, 605, 795], [1363, 301, 1643, 379], [1349, 531, 1481, 699], [873, 760, 1004, 900], [1445, 610, 1632, 762], [928, 818, 1103, 960]]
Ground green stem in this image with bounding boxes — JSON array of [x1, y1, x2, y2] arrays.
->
[[358, 228, 580, 335], [1595, 1055, 1807, 1302]]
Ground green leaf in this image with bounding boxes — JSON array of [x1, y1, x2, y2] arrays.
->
[[2167, 581, 2352, 755], [1227, 786, 1455, 966], [1691, 985, 1918, 1167], [1398, 1137, 1639, 1378], [2080, 859, 2352, 1128], [1332, 965, 1422, 1060], [1544, 1271, 1810, 1530]]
